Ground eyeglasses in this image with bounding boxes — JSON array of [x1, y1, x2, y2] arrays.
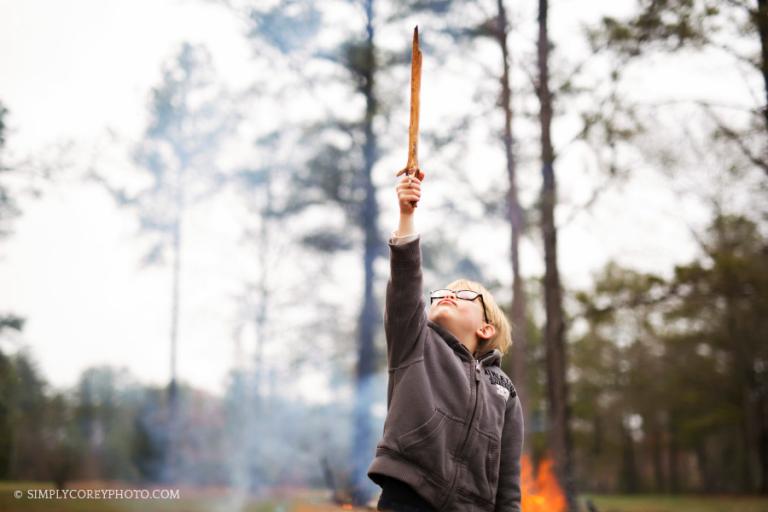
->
[[430, 289, 489, 324]]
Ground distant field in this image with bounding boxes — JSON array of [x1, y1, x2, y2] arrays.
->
[[0, 482, 370, 512], [3, 482, 768, 511], [586, 494, 768, 512]]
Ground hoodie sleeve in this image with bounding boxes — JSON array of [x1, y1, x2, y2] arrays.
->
[[384, 235, 427, 368], [494, 394, 524, 512]]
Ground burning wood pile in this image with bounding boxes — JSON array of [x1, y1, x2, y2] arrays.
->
[[321, 454, 569, 511], [521, 455, 567, 512]]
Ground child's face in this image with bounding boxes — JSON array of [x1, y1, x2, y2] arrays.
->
[[427, 289, 486, 342]]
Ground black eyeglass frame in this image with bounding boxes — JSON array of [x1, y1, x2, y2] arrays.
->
[[429, 289, 490, 324]]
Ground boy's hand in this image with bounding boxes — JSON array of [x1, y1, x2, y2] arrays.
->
[[397, 175, 422, 215]]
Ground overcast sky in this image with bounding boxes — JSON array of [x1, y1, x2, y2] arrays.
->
[[0, 0, 754, 397]]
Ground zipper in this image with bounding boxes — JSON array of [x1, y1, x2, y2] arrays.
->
[[440, 357, 483, 510], [460, 360, 482, 453], [438, 349, 496, 510]]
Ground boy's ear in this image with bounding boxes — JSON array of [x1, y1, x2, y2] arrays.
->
[[477, 323, 496, 341]]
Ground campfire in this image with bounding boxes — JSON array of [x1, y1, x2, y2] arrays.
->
[[521, 455, 566, 512], [321, 454, 567, 510]]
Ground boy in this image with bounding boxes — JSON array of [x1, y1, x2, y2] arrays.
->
[[367, 174, 524, 512]]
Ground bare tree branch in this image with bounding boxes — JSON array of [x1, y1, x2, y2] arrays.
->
[[700, 104, 768, 177]]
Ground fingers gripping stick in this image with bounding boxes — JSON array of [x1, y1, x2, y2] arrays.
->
[[398, 175, 421, 214]]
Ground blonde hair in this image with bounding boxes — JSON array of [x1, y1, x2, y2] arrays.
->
[[446, 278, 513, 355]]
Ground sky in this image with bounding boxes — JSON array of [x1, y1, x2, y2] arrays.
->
[[0, 0, 755, 398], [0, 0, 256, 394]]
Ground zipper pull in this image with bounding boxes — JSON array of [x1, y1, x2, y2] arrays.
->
[[475, 360, 481, 381]]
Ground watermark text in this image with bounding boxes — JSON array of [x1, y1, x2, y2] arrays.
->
[[15, 488, 181, 500]]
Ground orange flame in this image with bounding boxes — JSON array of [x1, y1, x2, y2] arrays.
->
[[521, 454, 566, 512]]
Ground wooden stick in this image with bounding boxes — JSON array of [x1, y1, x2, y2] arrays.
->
[[396, 26, 423, 181]]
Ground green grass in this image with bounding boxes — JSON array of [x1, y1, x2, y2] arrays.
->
[[586, 494, 768, 512], [0, 482, 342, 512], [4, 483, 768, 512]]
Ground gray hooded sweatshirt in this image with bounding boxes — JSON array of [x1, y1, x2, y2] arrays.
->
[[368, 236, 523, 511]]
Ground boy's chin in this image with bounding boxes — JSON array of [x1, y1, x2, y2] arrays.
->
[[429, 312, 457, 331], [428, 309, 450, 324]]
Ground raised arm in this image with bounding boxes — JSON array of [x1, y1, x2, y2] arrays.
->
[[384, 175, 426, 368]]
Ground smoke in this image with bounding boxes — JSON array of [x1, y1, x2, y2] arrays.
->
[[128, 367, 387, 511]]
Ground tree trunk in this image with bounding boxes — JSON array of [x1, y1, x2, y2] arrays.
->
[[537, 0, 577, 509], [351, 0, 381, 504], [620, 422, 639, 493], [495, 0, 530, 433], [591, 415, 602, 455], [650, 422, 665, 492], [254, 166, 273, 396], [170, 207, 180, 401], [667, 417, 679, 493], [755, 0, 768, 133], [166, 174, 183, 484], [694, 439, 715, 492], [741, 387, 758, 492], [231, 164, 273, 493], [758, 392, 768, 494]]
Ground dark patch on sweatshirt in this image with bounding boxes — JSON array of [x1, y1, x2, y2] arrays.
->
[[484, 368, 516, 397]]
